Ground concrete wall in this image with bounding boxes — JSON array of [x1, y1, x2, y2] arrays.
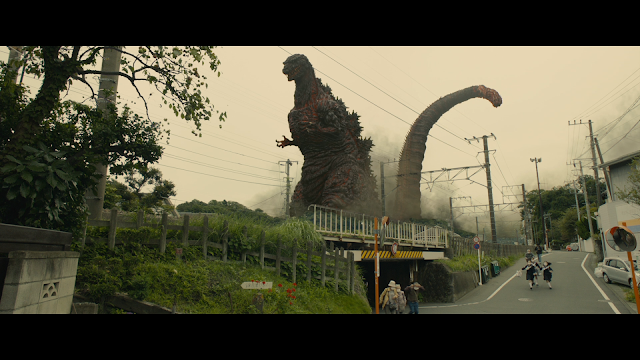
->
[[0, 251, 80, 314], [451, 270, 480, 302]]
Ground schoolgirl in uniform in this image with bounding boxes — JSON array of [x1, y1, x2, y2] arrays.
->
[[541, 261, 553, 289], [522, 260, 541, 290]]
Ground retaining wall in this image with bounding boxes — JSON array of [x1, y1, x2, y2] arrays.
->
[[0, 251, 80, 314]]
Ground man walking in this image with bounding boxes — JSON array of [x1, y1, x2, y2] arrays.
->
[[404, 282, 425, 314], [535, 243, 543, 264]]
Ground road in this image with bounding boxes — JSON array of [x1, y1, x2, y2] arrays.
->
[[416, 250, 637, 314]]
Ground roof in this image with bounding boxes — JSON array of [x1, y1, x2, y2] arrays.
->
[[598, 149, 640, 169]]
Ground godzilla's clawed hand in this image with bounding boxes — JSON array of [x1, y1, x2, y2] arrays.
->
[[276, 135, 294, 148]]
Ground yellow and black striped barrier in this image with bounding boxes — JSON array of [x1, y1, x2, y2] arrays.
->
[[360, 250, 423, 259]]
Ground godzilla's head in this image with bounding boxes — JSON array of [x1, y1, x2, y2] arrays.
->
[[283, 54, 313, 82]]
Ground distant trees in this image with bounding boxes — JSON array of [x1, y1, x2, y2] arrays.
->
[[521, 176, 607, 246], [104, 166, 176, 215], [176, 199, 285, 225]]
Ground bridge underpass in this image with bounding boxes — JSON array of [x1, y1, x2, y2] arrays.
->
[[309, 204, 449, 307]]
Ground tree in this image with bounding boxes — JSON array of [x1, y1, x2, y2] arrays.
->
[[105, 167, 176, 215], [0, 46, 226, 236], [616, 156, 640, 207]]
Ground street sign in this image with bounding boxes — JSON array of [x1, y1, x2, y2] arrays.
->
[[474, 243, 480, 250], [473, 236, 480, 243], [391, 242, 398, 256], [241, 281, 273, 290]]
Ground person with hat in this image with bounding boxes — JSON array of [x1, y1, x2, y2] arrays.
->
[[379, 280, 399, 314], [403, 282, 425, 314], [395, 283, 407, 314]]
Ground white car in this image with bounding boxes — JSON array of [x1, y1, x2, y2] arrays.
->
[[602, 257, 640, 288]]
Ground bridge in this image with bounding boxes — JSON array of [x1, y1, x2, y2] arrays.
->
[[307, 204, 449, 262]]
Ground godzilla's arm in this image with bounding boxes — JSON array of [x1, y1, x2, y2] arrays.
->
[[276, 135, 297, 148]]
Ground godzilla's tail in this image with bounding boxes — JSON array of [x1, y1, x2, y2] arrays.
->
[[393, 85, 502, 221]]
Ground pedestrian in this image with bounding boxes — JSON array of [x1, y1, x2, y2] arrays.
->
[[525, 249, 535, 263], [380, 280, 399, 314], [541, 261, 553, 289], [395, 284, 407, 314], [535, 243, 543, 264], [522, 260, 541, 290], [404, 282, 425, 314]]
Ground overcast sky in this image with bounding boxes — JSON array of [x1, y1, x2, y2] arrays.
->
[[4, 46, 640, 236]]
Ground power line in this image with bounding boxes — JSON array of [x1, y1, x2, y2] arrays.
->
[[572, 65, 640, 121], [312, 46, 480, 150], [157, 164, 282, 187], [164, 143, 281, 173], [162, 153, 281, 182], [278, 46, 475, 158], [169, 133, 278, 164], [248, 191, 283, 209]]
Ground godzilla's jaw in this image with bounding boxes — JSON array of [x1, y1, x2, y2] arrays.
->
[[283, 65, 301, 82]]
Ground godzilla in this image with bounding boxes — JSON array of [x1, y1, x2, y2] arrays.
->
[[277, 54, 502, 221], [276, 54, 380, 217]]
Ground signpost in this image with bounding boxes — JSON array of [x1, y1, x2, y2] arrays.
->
[[605, 224, 639, 314], [374, 216, 390, 315], [241, 281, 273, 290], [391, 242, 398, 256], [474, 236, 482, 285]]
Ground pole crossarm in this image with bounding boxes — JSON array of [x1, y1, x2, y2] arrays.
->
[[418, 165, 487, 191], [452, 202, 520, 214]]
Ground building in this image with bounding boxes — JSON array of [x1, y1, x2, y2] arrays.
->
[[596, 149, 640, 260]]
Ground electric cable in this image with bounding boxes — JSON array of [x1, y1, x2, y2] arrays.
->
[[278, 46, 475, 158]]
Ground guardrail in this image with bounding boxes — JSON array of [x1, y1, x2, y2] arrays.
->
[[309, 205, 448, 248]]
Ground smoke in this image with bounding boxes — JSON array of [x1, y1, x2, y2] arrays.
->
[[593, 90, 640, 162]]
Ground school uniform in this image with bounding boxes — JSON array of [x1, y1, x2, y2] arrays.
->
[[522, 263, 541, 281], [541, 265, 553, 281]]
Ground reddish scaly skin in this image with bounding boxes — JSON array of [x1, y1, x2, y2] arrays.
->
[[277, 54, 378, 216], [393, 85, 502, 221]]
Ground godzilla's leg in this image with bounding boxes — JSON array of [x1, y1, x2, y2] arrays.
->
[[289, 182, 306, 217], [320, 161, 364, 210]]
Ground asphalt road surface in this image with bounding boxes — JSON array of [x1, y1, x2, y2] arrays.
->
[[417, 251, 637, 314]]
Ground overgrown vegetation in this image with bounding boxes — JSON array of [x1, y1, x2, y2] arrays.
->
[[74, 214, 370, 314], [435, 253, 521, 273]]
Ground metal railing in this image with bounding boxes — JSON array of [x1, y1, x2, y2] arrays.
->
[[309, 205, 448, 248]]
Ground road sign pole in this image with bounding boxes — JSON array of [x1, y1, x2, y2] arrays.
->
[[478, 247, 482, 286], [374, 217, 379, 315], [628, 251, 640, 314]]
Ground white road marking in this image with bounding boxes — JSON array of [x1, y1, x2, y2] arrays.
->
[[580, 253, 620, 314]]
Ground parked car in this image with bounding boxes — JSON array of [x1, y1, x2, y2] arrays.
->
[[570, 243, 579, 251], [602, 257, 640, 288]]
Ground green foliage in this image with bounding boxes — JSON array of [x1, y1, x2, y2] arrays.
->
[[436, 253, 520, 273], [616, 156, 640, 207], [0, 46, 225, 237], [73, 235, 370, 314]]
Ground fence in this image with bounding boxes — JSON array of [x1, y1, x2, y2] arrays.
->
[[449, 237, 535, 258], [84, 209, 358, 294], [310, 205, 447, 248]]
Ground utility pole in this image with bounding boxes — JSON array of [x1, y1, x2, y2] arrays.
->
[[572, 180, 581, 221], [476, 217, 479, 237], [380, 161, 385, 216], [587, 120, 602, 207], [530, 157, 548, 249], [86, 46, 123, 220], [449, 197, 454, 243], [465, 134, 497, 243], [279, 159, 298, 217], [521, 184, 533, 244], [569, 120, 603, 205], [6, 46, 22, 84], [578, 161, 595, 238], [594, 137, 613, 201]]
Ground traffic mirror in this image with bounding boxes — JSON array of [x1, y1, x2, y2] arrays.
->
[[605, 225, 637, 252]]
